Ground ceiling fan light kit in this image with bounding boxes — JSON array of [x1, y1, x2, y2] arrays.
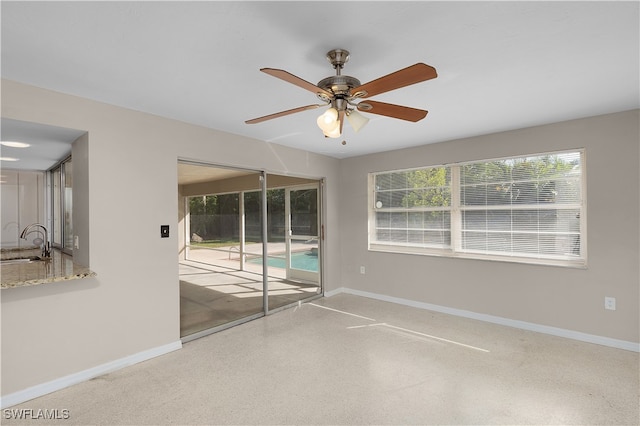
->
[[246, 48, 437, 139], [317, 107, 340, 137], [345, 109, 369, 133]]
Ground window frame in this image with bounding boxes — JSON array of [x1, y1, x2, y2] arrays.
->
[[48, 155, 73, 255], [368, 149, 587, 268]]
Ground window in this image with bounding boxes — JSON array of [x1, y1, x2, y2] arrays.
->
[[49, 157, 73, 254], [369, 150, 585, 267], [372, 167, 452, 250]]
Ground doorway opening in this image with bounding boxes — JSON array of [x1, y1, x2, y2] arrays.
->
[[177, 161, 323, 340]]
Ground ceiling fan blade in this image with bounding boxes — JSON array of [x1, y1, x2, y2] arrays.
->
[[351, 63, 437, 99], [261, 68, 333, 99], [245, 104, 323, 124], [357, 100, 428, 122]]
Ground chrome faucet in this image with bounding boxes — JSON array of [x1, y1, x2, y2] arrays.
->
[[19, 223, 51, 258]]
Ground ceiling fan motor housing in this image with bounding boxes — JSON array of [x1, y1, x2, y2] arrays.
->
[[317, 75, 361, 98]]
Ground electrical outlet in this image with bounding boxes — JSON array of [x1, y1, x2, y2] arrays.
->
[[360, 266, 366, 274], [604, 297, 616, 311]]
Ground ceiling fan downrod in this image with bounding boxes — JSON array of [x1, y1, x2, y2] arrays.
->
[[326, 48, 350, 74]]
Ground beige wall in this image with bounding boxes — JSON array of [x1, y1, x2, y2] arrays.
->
[[1, 79, 341, 396], [1, 77, 637, 400], [71, 133, 90, 267], [338, 109, 639, 344]]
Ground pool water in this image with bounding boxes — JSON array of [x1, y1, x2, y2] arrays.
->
[[248, 251, 318, 272]]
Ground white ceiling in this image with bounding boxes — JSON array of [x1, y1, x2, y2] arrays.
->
[[1, 118, 85, 171], [177, 162, 256, 185], [1, 1, 638, 161]]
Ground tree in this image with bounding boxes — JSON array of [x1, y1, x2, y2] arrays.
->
[[403, 167, 451, 208]]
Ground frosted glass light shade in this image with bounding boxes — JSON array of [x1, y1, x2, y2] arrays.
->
[[323, 122, 341, 138], [346, 109, 369, 132], [322, 107, 338, 124], [317, 108, 339, 132], [317, 107, 341, 137]]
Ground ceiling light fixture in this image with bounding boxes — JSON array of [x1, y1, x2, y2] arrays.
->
[[1, 141, 31, 148], [0, 157, 19, 162], [316, 106, 369, 138]]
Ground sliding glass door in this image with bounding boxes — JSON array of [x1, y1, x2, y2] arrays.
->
[[285, 186, 320, 284], [179, 165, 265, 339], [178, 161, 323, 340]]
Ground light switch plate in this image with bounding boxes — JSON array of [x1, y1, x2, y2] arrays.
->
[[161, 225, 169, 238]]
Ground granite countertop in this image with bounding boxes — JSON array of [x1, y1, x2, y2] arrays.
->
[[1, 247, 96, 289], [1, 245, 40, 258]]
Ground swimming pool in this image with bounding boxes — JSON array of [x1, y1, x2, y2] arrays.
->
[[248, 251, 318, 272]]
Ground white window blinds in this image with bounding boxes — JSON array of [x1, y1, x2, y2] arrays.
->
[[370, 150, 585, 266], [373, 167, 451, 249], [458, 152, 582, 260]]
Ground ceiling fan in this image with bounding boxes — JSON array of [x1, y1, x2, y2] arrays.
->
[[245, 49, 438, 138]]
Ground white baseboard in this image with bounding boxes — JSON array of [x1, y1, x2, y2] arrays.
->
[[1, 340, 182, 409], [323, 287, 345, 298], [327, 287, 640, 353]]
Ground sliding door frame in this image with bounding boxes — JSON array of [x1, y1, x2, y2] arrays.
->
[[178, 159, 325, 340]]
